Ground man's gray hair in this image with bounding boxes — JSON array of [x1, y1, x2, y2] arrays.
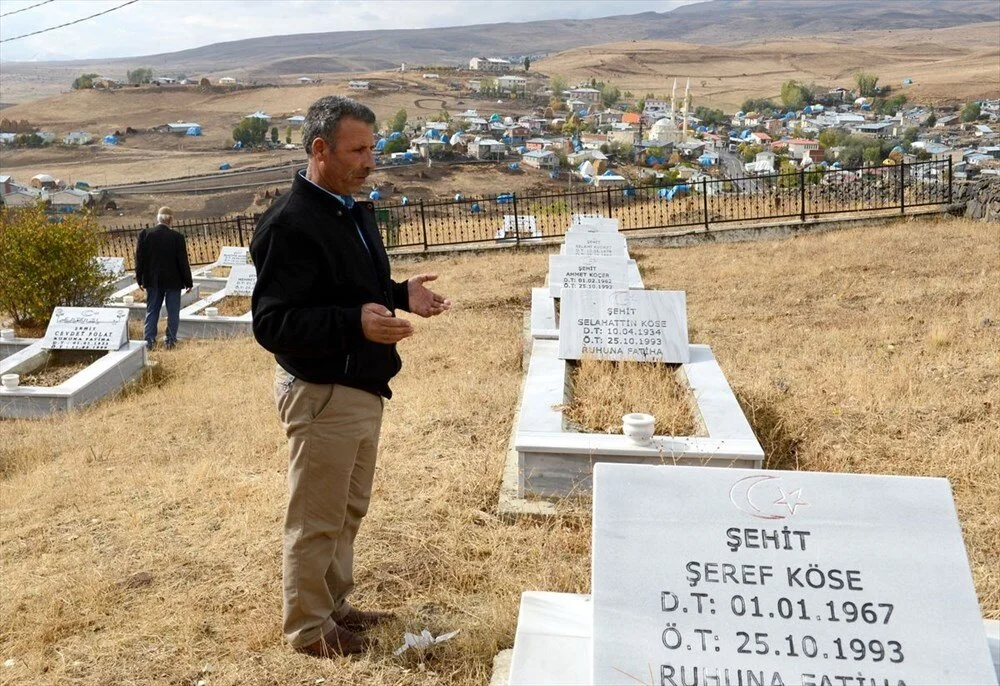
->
[[302, 95, 376, 156]]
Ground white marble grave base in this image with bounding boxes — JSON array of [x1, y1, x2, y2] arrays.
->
[[106, 284, 202, 321], [0, 340, 147, 418], [177, 289, 252, 339], [0, 336, 37, 362], [499, 594, 1000, 685], [192, 274, 228, 295], [512, 338, 763, 498], [107, 272, 136, 292]]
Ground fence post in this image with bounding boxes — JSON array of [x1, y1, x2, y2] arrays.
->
[[799, 169, 806, 223], [419, 200, 428, 251], [947, 157, 953, 204], [236, 215, 244, 245], [701, 178, 710, 231], [899, 162, 906, 215], [512, 192, 521, 247], [605, 187, 613, 217]]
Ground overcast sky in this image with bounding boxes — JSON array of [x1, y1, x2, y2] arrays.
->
[[0, 0, 700, 62]]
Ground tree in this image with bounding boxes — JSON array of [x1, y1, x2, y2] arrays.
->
[[549, 96, 566, 113], [601, 84, 621, 107], [383, 136, 409, 155], [925, 111, 937, 128], [198, 77, 211, 88], [390, 109, 408, 133], [270, 126, 279, 144], [961, 102, 981, 122], [0, 205, 112, 327], [71, 73, 100, 90], [126, 67, 153, 85], [693, 106, 727, 127], [232, 117, 269, 146], [780, 80, 814, 110], [876, 94, 907, 116], [549, 74, 567, 95], [740, 98, 776, 114], [285, 126, 293, 144], [437, 109, 451, 122], [523, 56, 531, 72], [739, 143, 764, 163], [854, 70, 879, 98], [818, 128, 845, 149], [862, 144, 884, 165]]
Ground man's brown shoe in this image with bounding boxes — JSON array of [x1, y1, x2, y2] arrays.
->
[[297, 624, 369, 657], [338, 608, 396, 632]]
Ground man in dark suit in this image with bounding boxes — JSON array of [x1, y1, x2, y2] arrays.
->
[[135, 206, 193, 350]]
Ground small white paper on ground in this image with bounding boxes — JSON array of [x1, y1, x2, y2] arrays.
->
[[393, 628, 461, 656]]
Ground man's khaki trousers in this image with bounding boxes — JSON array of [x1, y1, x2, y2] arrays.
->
[[274, 366, 384, 648]]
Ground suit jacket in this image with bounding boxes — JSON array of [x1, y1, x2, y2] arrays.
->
[[135, 224, 193, 290]]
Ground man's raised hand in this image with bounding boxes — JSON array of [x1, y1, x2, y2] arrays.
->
[[407, 274, 452, 318], [361, 303, 413, 344]]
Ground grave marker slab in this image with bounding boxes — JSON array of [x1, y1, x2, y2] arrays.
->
[[42, 307, 128, 351], [225, 264, 257, 296], [548, 256, 629, 298], [571, 215, 619, 232], [561, 232, 629, 258], [216, 246, 249, 266], [591, 463, 998, 686], [94, 256, 125, 278], [559, 289, 689, 363]]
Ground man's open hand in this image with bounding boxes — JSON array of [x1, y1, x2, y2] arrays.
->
[[361, 303, 413, 344], [407, 274, 452, 318]]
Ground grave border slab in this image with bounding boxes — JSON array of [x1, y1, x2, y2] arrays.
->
[[177, 289, 253, 339]]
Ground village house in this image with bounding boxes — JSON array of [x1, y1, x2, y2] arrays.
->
[[521, 149, 559, 168], [348, 80, 370, 90], [63, 131, 93, 145], [469, 57, 512, 72], [298, 77, 314, 84], [568, 87, 601, 104], [166, 121, 201, 134], [580, 132, 608, 148], [467, 139, 506, 160], [607, 126, 639, 146], [218, 77, 236, 85], [745, 150, 777, 175], [785, 138, 822, 160], [853, 121, 896, 138], [497, 75, 527, 93], [642, 99, 670, 122], [1, 188, 43, 207], [286, 115, 305, 127], [504, 125, 530, 145], [747, 131, 772, 146], [676, 140, 706, 159], [567, 149, 607, 166], [48, 188, 91, 213]]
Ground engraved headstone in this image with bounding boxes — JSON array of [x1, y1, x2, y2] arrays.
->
[[42, 307, 129, 351], [94, 256, 125, 278], [216, 246, 249, 266], [559, 289, 688, 363], [225, 264, 257, 296], [569, 216, 620, 233], [548, 256, 629, 298], [562, 231, 629, 258], [591, 463, 998, 685], [499, 215, 538, 239]]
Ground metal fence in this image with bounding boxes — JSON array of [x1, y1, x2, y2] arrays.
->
[[100, 158, 952, 267]]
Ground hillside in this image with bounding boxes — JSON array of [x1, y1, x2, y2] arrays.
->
[[1, 0, 997, 102], [536, 22, 1000, 111]]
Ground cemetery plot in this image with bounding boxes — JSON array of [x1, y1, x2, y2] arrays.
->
[[591, 464, 999, 685], [177, 267, 255, 338], [0, 307, 147, 418], [559, 288, 690, 364], [509, 338, 763, 500], [496, 215, 541, 241], [106, 284, 203, 321]]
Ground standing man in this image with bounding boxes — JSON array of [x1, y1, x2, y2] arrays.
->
[[250, 96, 450, 658], [135, 206, 193, 350]]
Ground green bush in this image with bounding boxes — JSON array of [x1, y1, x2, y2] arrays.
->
[[0, 205, 113, 327]]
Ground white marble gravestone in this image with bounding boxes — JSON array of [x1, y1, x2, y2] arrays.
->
[[41, 307, 128, 351], [571, 215, 619, 232], [561, 231, 629, 258], [94, 256, 125, 279], [225, 264, 257, 296], [548, 256, 629, 298], [591, 463, 998, 686], [216, 246, 249, 266], [559, 289, 689, 363]]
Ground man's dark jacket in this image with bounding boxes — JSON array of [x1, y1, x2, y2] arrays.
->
[[135, 224, 194, 290], [250, 173, 410, 398]]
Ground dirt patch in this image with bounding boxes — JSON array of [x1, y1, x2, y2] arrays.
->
[[209, 266, 232, 278], [17, 350, 105, 387], [564, 359, 701, 437], [211, 296, 251, 317]]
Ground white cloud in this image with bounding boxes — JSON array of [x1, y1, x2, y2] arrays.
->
[[0, 0, 701, 62]]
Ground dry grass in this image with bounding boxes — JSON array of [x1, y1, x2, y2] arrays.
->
[[209, 267, 232, 278], [1, 216, 997, 685], [16, 350, 105, 387], [212, 296, 252, 317], [564, 360, 700, 437]]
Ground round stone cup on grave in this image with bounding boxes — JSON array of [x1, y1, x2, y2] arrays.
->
[[622, 413, 655, 446], [0, 328, 14, 340], [1, 373, 19, 390], [122, 295, 135, 305], [205, 307, 219, 317]]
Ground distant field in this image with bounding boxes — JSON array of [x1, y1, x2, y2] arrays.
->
[[1, 215, 997, 685]]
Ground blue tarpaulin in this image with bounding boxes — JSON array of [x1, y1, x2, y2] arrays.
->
[[219, 162, 231, 170], [186, 126, 202, 136]]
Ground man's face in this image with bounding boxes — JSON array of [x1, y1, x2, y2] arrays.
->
[[312, 117, 376, 195]]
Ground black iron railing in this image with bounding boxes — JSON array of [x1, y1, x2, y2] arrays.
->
[[99, 158, 952, 267]]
